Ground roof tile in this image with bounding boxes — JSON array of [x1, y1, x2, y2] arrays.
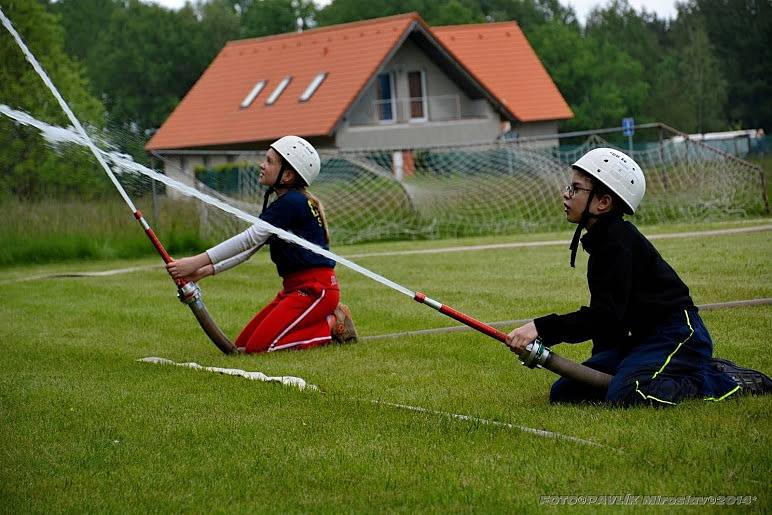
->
[[432, 22, 572, 123], [147, 13, 419, 150], [146, 14, 571, 150]]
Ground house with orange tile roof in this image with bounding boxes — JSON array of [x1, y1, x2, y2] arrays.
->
[[145, 12, 571, 178]]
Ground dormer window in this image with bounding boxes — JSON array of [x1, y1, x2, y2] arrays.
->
[[240, 80, 266, 108], [266, 76, 292, 105], [299, 72, 327, 102]]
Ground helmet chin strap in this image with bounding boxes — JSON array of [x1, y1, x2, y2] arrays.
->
[[262, 163, 287, 212], [569, 190, 595, 268]]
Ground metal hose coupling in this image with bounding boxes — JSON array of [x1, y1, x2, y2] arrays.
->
[[177, 281, 202, 305], [520, 338, 551, 369]]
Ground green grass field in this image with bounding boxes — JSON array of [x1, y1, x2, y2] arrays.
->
[[1, 220, 770, 512]]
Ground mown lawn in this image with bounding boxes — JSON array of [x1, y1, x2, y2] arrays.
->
[[1, 222, 770, 512]]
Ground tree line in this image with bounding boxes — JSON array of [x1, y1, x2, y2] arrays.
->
[[1, 0, 770, 198]]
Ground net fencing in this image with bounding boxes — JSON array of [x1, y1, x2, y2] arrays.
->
[[155, 131, 769, 245], [1, 105, 767, 263], [0, 4, 767, 268]]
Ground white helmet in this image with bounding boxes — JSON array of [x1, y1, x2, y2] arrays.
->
[[572, 147, 645, 214], [270, 135, 320, 186]]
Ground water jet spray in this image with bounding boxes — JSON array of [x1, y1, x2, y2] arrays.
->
[[1, 9, 610, 387]]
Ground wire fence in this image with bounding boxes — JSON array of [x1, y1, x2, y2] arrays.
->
[[177, 127, 768, 244]]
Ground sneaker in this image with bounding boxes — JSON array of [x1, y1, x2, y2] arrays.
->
[[331, 303, 358, 343], [711, 357, 772, 395]]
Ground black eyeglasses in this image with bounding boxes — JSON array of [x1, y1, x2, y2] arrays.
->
[[564, 184, 593, 198]]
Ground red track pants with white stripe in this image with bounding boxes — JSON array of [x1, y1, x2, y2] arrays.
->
[[235, 268, 340, 353]]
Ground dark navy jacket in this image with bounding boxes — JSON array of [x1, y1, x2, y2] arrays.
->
[[260, 189, 335, 277]]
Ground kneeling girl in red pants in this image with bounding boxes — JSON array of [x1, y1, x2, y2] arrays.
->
[[166, 136, 357, 353]]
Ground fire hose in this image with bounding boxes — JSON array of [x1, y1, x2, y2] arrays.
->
[[0, 7, 237, 355], [414, 293, 612, 388], [3, 8, 611, 386]]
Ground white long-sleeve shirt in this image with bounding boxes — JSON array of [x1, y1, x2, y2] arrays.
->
[[206, 190, 334, 277], [206, 223, 272, 274]]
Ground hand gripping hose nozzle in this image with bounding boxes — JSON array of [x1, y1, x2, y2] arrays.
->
[[413, 291, 612, 388], [0, 8, 239, 356]]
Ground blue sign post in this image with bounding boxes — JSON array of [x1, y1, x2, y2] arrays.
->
[[622, 117, 634, 153]]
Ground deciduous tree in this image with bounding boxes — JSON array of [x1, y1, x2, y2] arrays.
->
[[528, 21, 648, 130], [0, 0, 106, 199]]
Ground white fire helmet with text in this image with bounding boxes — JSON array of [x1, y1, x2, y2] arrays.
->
[[270, 135, 321, 186], [572, 147, 645, 214]]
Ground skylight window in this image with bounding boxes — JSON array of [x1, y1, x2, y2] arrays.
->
[[266, 76, 292, 105], [240, 80, 266, 108], [299, 72, 327, 102]]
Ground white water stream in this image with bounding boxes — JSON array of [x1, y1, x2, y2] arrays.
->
[[0, 8, 414, 299]]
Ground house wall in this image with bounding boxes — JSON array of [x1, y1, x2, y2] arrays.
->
[[336, 118, 502, 150], [155, 119, 562, 179], [336, 39, 501, 150], [511, 120, 561, 148], [156, 153, 251, 199]]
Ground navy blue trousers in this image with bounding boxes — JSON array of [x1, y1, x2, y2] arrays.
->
[[550, 309, 741, 406]]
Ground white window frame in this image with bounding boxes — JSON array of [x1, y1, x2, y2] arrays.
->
[[299, 72, 327, 102], [407, 70, 428, 123], [266, 76, 292, 106], [240, 80, 266, 108], [374, 72, 397, 124]]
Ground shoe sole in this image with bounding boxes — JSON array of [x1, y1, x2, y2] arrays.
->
[[333, 304, 358, 343]]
